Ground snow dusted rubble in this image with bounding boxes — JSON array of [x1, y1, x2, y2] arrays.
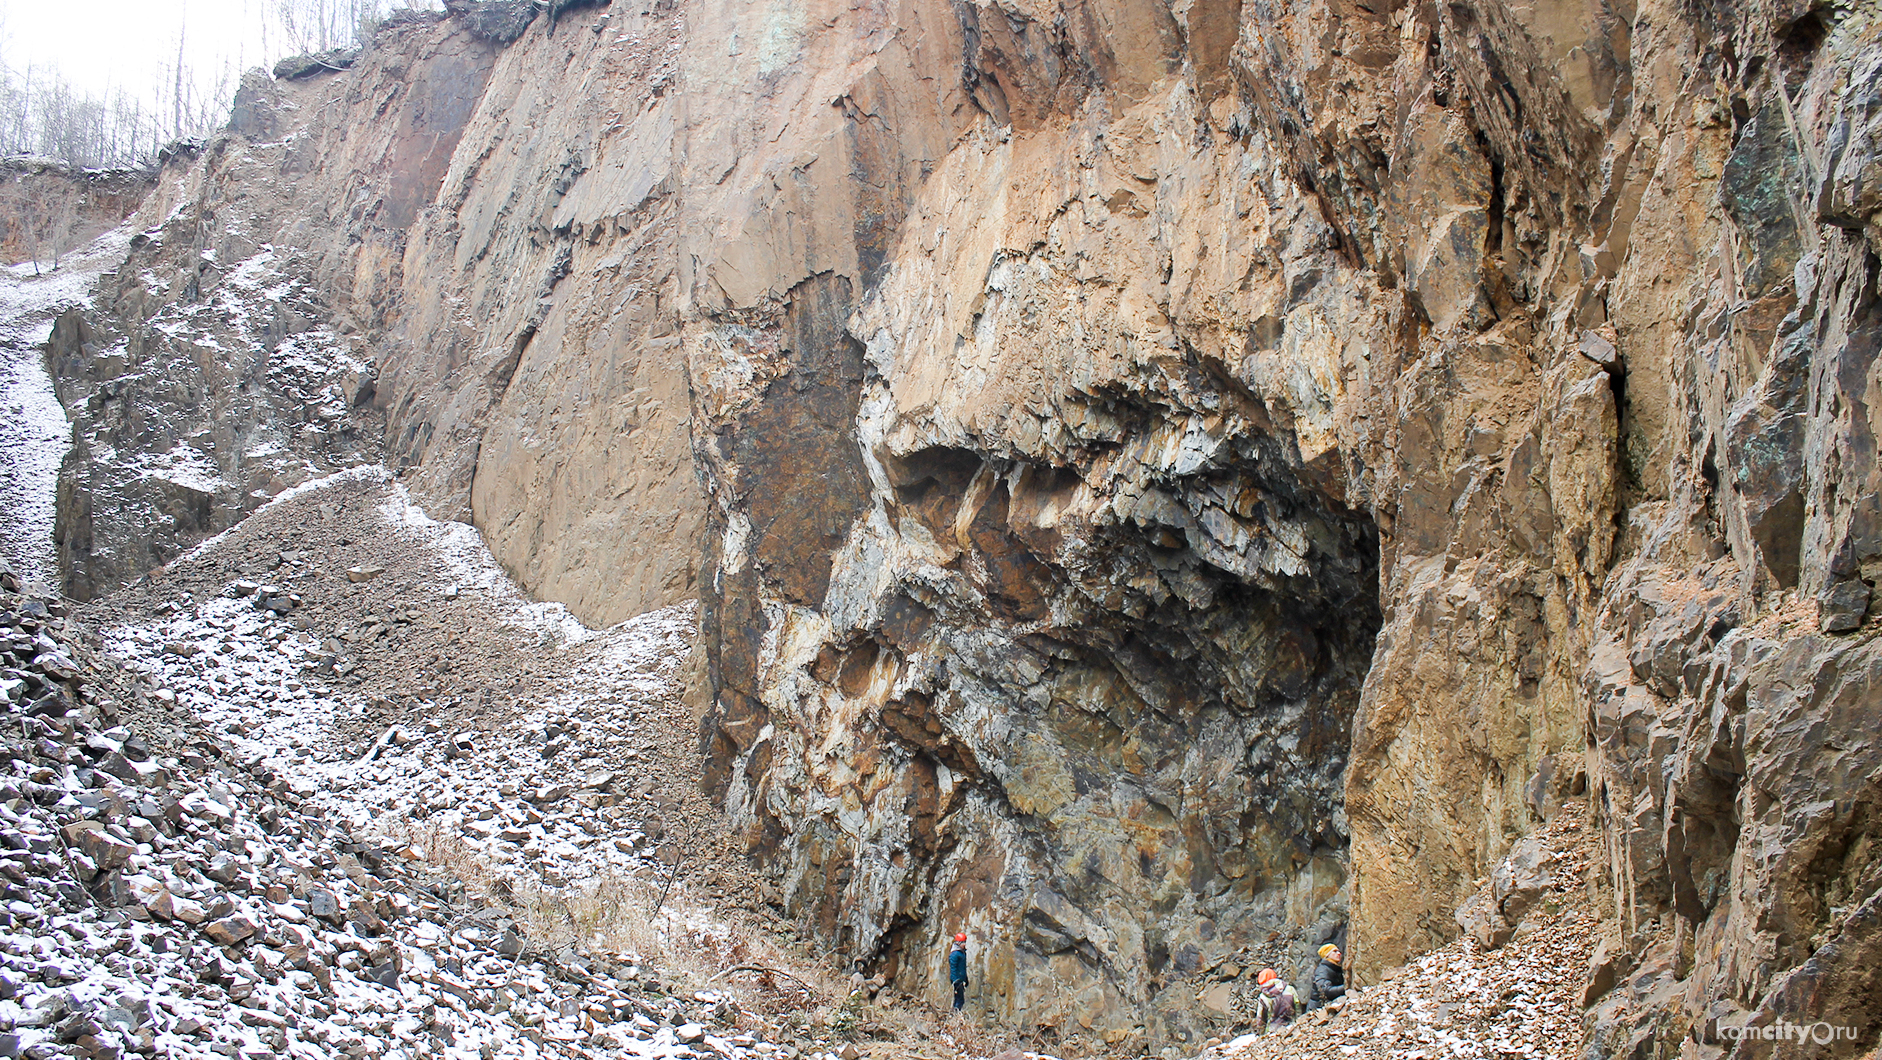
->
[[102, 589, 697, 888], [1204, 811, 1599, 1060], [49, 206, 387, 600], [0, 473, 894, 1060]]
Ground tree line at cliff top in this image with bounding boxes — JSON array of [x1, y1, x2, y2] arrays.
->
[[0, 0, 421, 170]]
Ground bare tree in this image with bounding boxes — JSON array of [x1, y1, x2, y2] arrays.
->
[[173, 21, 186, 142], [46, 182, 80, 268], [0, 0, 429, 170], [277, 0, 390, 54], [0, 169, 74, 275]]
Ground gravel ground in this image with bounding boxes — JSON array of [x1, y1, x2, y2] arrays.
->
[[0, 468, 908, 1060], [84, 467, 748, 893], [1204, 810, 1600, 1060]]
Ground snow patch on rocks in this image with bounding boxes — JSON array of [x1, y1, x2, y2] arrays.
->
[[378, 485, 596, 649], [0, 227, 133, 589], [0, 474, 859, 1060]]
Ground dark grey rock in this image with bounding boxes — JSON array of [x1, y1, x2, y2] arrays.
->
[[458, 0, 537, 42], [1723, 329, 1811, 588], [271, 49, 358, 82], [1721, 98, 1805, 298], [1819, 578, 1872, 632], [205, 854, 242, 885], [227, 71, 282, 140], [496, 926, 524, 956], [307, 887, 342, 922]]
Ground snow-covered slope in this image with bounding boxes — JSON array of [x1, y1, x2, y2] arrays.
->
[[0, 229, 132, 590]]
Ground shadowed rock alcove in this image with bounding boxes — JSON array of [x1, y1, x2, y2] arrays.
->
[[701, 350, 1384, 1043]]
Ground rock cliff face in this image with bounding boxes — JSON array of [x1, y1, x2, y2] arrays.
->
[[47, 8, 701, 622], [682, 0, 1882, 1050], [0, 159, 154, 268], [47, 16, 497, 598], [686, 3, 1390, 1037], [35, 0, 1882, 1053]]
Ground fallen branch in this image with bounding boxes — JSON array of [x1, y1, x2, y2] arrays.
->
[[651, 847, 685, 917], [708, 964, 819, 994]]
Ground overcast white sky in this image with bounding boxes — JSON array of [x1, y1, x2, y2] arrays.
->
[[3, 0, 303, 105]]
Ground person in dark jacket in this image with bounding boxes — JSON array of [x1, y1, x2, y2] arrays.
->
[[948, 933, 968, 1011], [1255, 968, 1297, 1029], [1311, 943, 1346, 1009]]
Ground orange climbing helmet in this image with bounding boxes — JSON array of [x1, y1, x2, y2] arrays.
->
[[1256, 968, 1278, 985], [954, 933, 967, 943]]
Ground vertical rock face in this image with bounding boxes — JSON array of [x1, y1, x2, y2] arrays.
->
[[32, 0, 1882, 1051], [0, 160, 155, 267], [48, 16, 501, 599], [689, 5, 1391, 1034], [682, 0, 1882, 1050], [48, 8, 704, 624], [378, 2, 701, 624]]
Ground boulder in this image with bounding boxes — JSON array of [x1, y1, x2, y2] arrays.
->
[[1819, 579, 1872, 633], [202, 912, 260, 946], [1490, 836, 1554, 923], [62, 823, 132, 871], [307, 887, 343, 923], [271, 49, 358, 81], [1455, 888, 1513, 950], [458, 0, 536, 42], [495, 926, 524, 956]]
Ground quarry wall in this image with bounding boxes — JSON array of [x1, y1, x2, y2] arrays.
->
[[36, 0, 1882, 1052]]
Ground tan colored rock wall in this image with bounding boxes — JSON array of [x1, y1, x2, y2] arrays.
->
[[49, 17, 499, 598], [39, 0, 1882, 1052], [0, 160, 154, 268], [687, 0, 1882, 1052], [690, 1, 1389, 1044], [51, 8, 704, 624], [382, 6, 700, 624]]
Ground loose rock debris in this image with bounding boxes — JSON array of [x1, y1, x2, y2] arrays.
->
[[0, 469, 893, 1060], [1207, 811, 1598, 1060], [0, 230, 133, 589], [0, 465, 1606, 1060]]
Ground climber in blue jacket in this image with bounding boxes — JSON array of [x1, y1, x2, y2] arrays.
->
[[948, 932, 968, 1011]]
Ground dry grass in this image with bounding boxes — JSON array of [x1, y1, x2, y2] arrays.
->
[[376, 817, 850, 1013], [372, 817, 1092, 1058]]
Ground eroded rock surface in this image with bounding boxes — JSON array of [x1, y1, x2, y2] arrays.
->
[[682, 0, 1882, 1051], [23, 0, 1882, 1053], [0, 160, 154, 269], [46, 17, 498, 600], [46, 9, 702, 625]]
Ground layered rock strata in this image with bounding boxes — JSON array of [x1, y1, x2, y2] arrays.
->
[[47, 16, 497, 599], [29, 0, 1882, 1053], [683, 0, 1882, 1050], [0, 159, 154, 268]]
